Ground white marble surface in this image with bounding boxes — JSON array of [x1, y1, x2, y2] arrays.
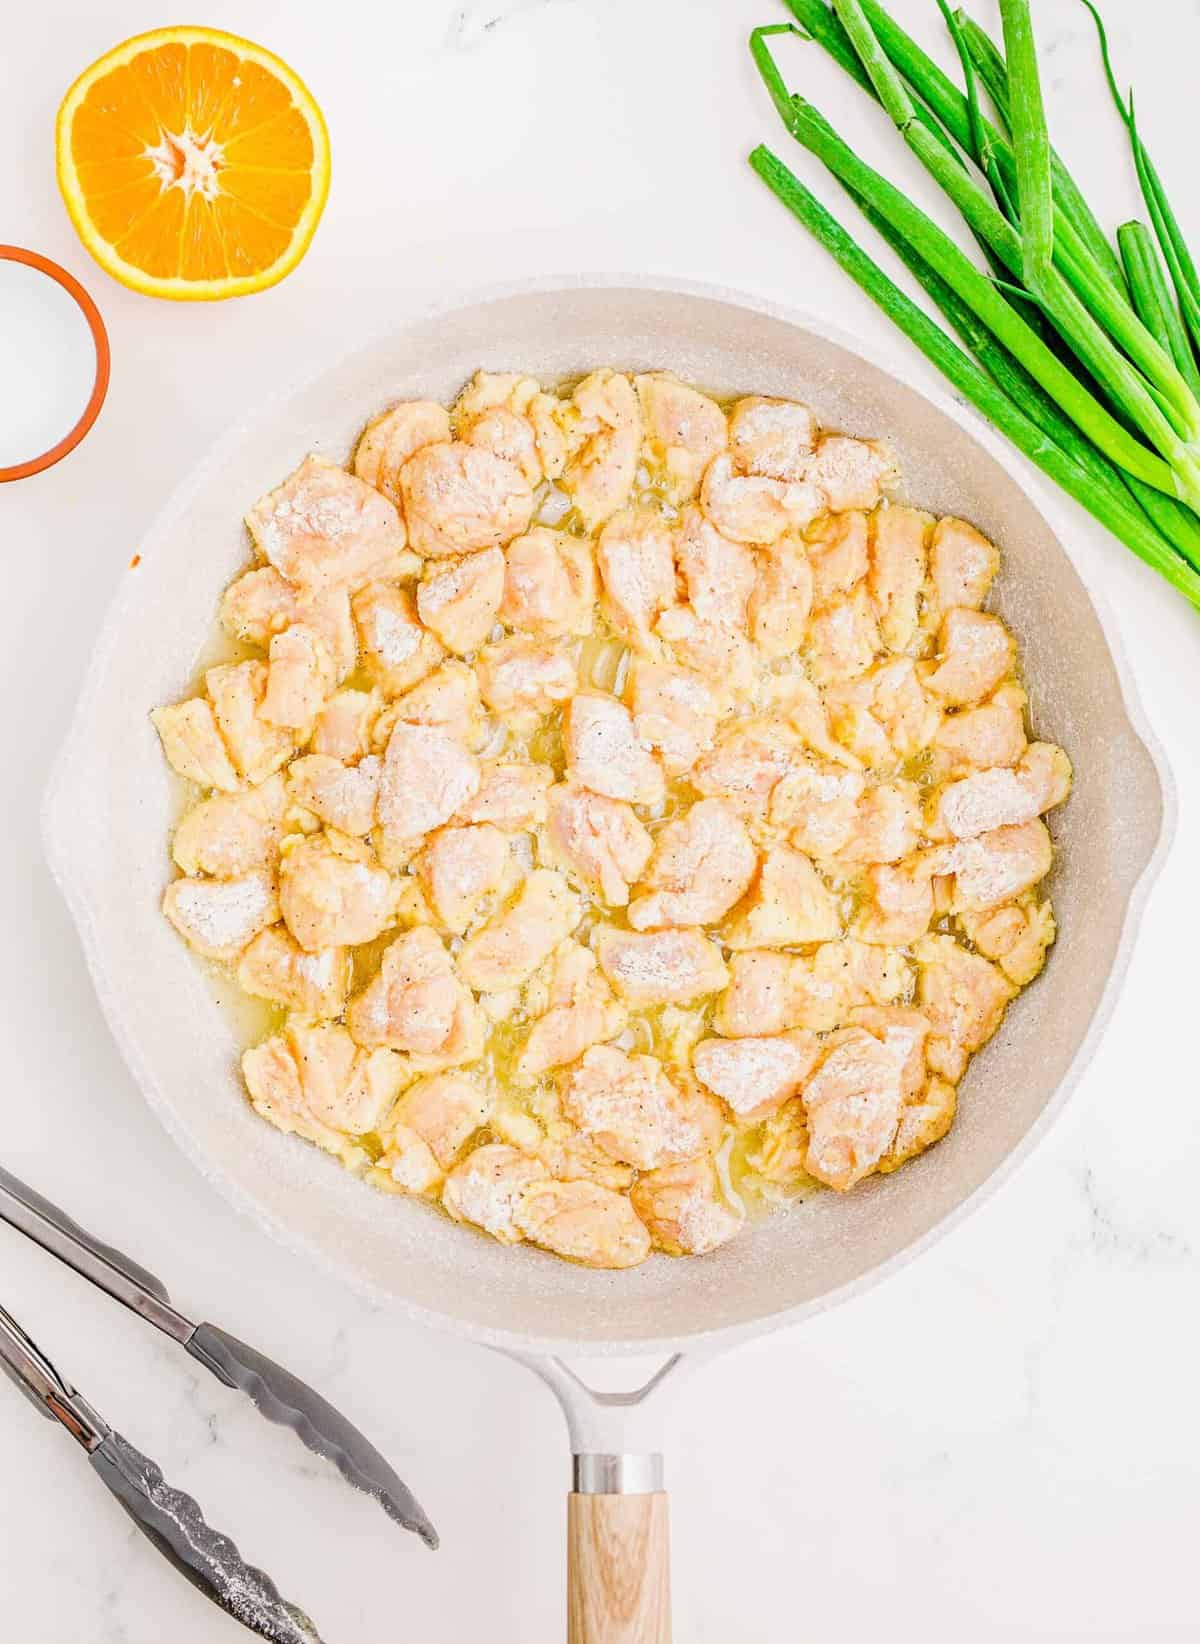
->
[[2, 0, 1199, 1638]]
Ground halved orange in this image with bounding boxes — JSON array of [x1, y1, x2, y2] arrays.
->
[[56, 26, 330, 301]]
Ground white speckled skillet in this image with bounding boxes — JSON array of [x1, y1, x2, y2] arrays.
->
[[44, 278, 1173, 1641]]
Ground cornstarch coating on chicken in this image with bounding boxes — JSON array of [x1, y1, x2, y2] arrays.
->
[[153, 368, 1070, 1269]]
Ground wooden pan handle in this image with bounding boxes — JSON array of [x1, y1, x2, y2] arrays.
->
[[567, 1491, 671, 1643]]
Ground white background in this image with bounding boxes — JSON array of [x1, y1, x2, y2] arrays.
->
[[3, 2, 1199, 1639]]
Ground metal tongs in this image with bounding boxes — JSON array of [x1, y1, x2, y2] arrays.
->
[[0, 1164, 438, 1640]]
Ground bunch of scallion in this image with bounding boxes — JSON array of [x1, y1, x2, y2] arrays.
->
[[748, 0, 1200, 608]]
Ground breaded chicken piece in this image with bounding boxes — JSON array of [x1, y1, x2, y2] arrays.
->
[[172, 774, 286, 878], [261, 624, 337, 729], [500, 528, 595, 638], [714, 940, 909, 1037], [515, 940, 626, 1083], [855, 861, 935, 946], [725, 845, 840, 949], [245, 455, 406, 592], [868, 504, 932, 651], [596, 508, 677, 650], [834, 782, 922, 868], [558, 369, 642, 530], [543, 782, 653, 907], [206, 661, 296, 782], [237, 925, 350, 1016], [930, 817, 1055, 914], [700, 451, 822, 545], [806, 587, 882, 686], [244, 1019, 407, 1158], [377, 1071, 492, 1193], [959, 896, 1055, 986], [768, 761, 866, 859], [594, 925, 729, 1006], [379, 660, 487, 751], [634, 372, 727, 501], [348, 926, 483, 1063], [630, 1156, 744, 1256], [923, 609, 1015, 706], [691, 716, 799, 819], [151, 698, 240, 792], [416, 547, 506, 655], [454, 760, 552, 830], [475, 635, 577, 726], [915, 933, 1015, 1082], [279, 833, 395, 951], [353, 399, 452, 505], [627, 656, 724, 777], [561, 1045, 718, 1170], [416, 823, 512, 933], [748, 536, 813, 659], [351, 582, 444, 697], [879, 1074, 957, 1174], [806, 509, 869, 608], [376, 721, 480, 843], [929, 742, 1072, 840], [456, 869, 580, 992], [399, 441, 534, 557], [674, 505, 757, 630], [801, 1023, 916, 1191], [627, 799, 756, 930], [162, 869, 279, 961], [441, 1143, 546, 1244], [728, 395, 817, 481], [654, 604, 757, 693], [931, 683, 1027, 778], [563, 691, 665, 806], [220, 568, 357, 681], [805, 434, 896, 513], [692, 1029, 820, 1120], [311, 688, 380, 763], [824, 655, 943, 768], [927, 516, 1000, 619], [515, 1178, 652, 1269]]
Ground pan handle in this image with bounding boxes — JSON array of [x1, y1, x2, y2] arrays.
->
[[511, 1354, 690, 1644]]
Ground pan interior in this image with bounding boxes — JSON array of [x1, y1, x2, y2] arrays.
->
[[47, 282, 1164, 1352]]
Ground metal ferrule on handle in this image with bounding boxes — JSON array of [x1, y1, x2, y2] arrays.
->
[[573, 1453, 664, 1494]]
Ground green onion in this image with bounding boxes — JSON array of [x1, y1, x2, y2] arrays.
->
[[747, 143, 1200, 608], [749, 4, 1200, 607]]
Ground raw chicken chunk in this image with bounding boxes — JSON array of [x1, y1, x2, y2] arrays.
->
[[630, 1157, 744, 1256], [691, 716, 798, 818], [806, 509, 869, 608], [453, 370, 568, 482], [383, 661, 486, 750], [700, 451, 821, 545], [261, 625, 337, 729], [725, 845, 840, 949], [806, 587, 882, 685], [416, 823, 512, 933], [558, 369, 642, 529], [244, 1020, 406, 1158], [594, 926, 729, 1006], [714, 940, 908, 1038], [151, 699, 240, 792], [674, 505, 757, 629], [713, 950, 804, 1039], [245, 455, 405, 591], [931, 683, 1027, 777], [769, 760, 866, 859], [172, 774, 286, 878], [461, 406, 542, 488], [748, 536, 813, 659], [654, 605, 757, 694], [376, 721, 480, 843], [348, 926, 482, 1062], [455, 760, 552, 830], [543, 782, 653, 907], [352, 581, 444, 696], [596, 509, 677, 649], [692, 1029, 819, 1120], [237, 925, 349, 1016], [834, 782, 921, 868], [457, 869, 580, 991], [563, 691, 665, 806], [220, 569, 357, 681], [475, 636, 577, 723], [824, 656, 942, 768], [627, 657, 724, 777], [626, 799, 756, 930], [801, 1024, 915, 1191], [805, 434, 896, 513], [399, 441, 534, 557], [353, 399, 452, 504], [379, 1072, 492, 1192], [932, 818, 1054, 913], [960, 897, 1055, 985], [515, 940, 626, 1082], [561, 1045, 717, 1169], [500, 528, 595, 638], [923, 609, 1014, 706], [855, 862, 934, 946], [728, 395, 816, 481], [515, 1178, 651, 1269], [416, 547, 505, 655], [287, 753, 379, 835], [634, 372, 727, 500], [927, 516, 999, 617], [206, 661, 295, 782], [311, 689, 380, 763], [162, 870, 279, 961], [868, 505, 932, 651], [442, 1143, 546, 1244], [930, 742, 1072, 839], [279, 833, 395, 951], [879, 1075, 957, 1174], [745, 1100, 812, 1188], [915, 933, 1015, 1081]]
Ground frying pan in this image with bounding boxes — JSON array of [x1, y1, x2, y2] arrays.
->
[[43, 279, 1172, 1640]]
